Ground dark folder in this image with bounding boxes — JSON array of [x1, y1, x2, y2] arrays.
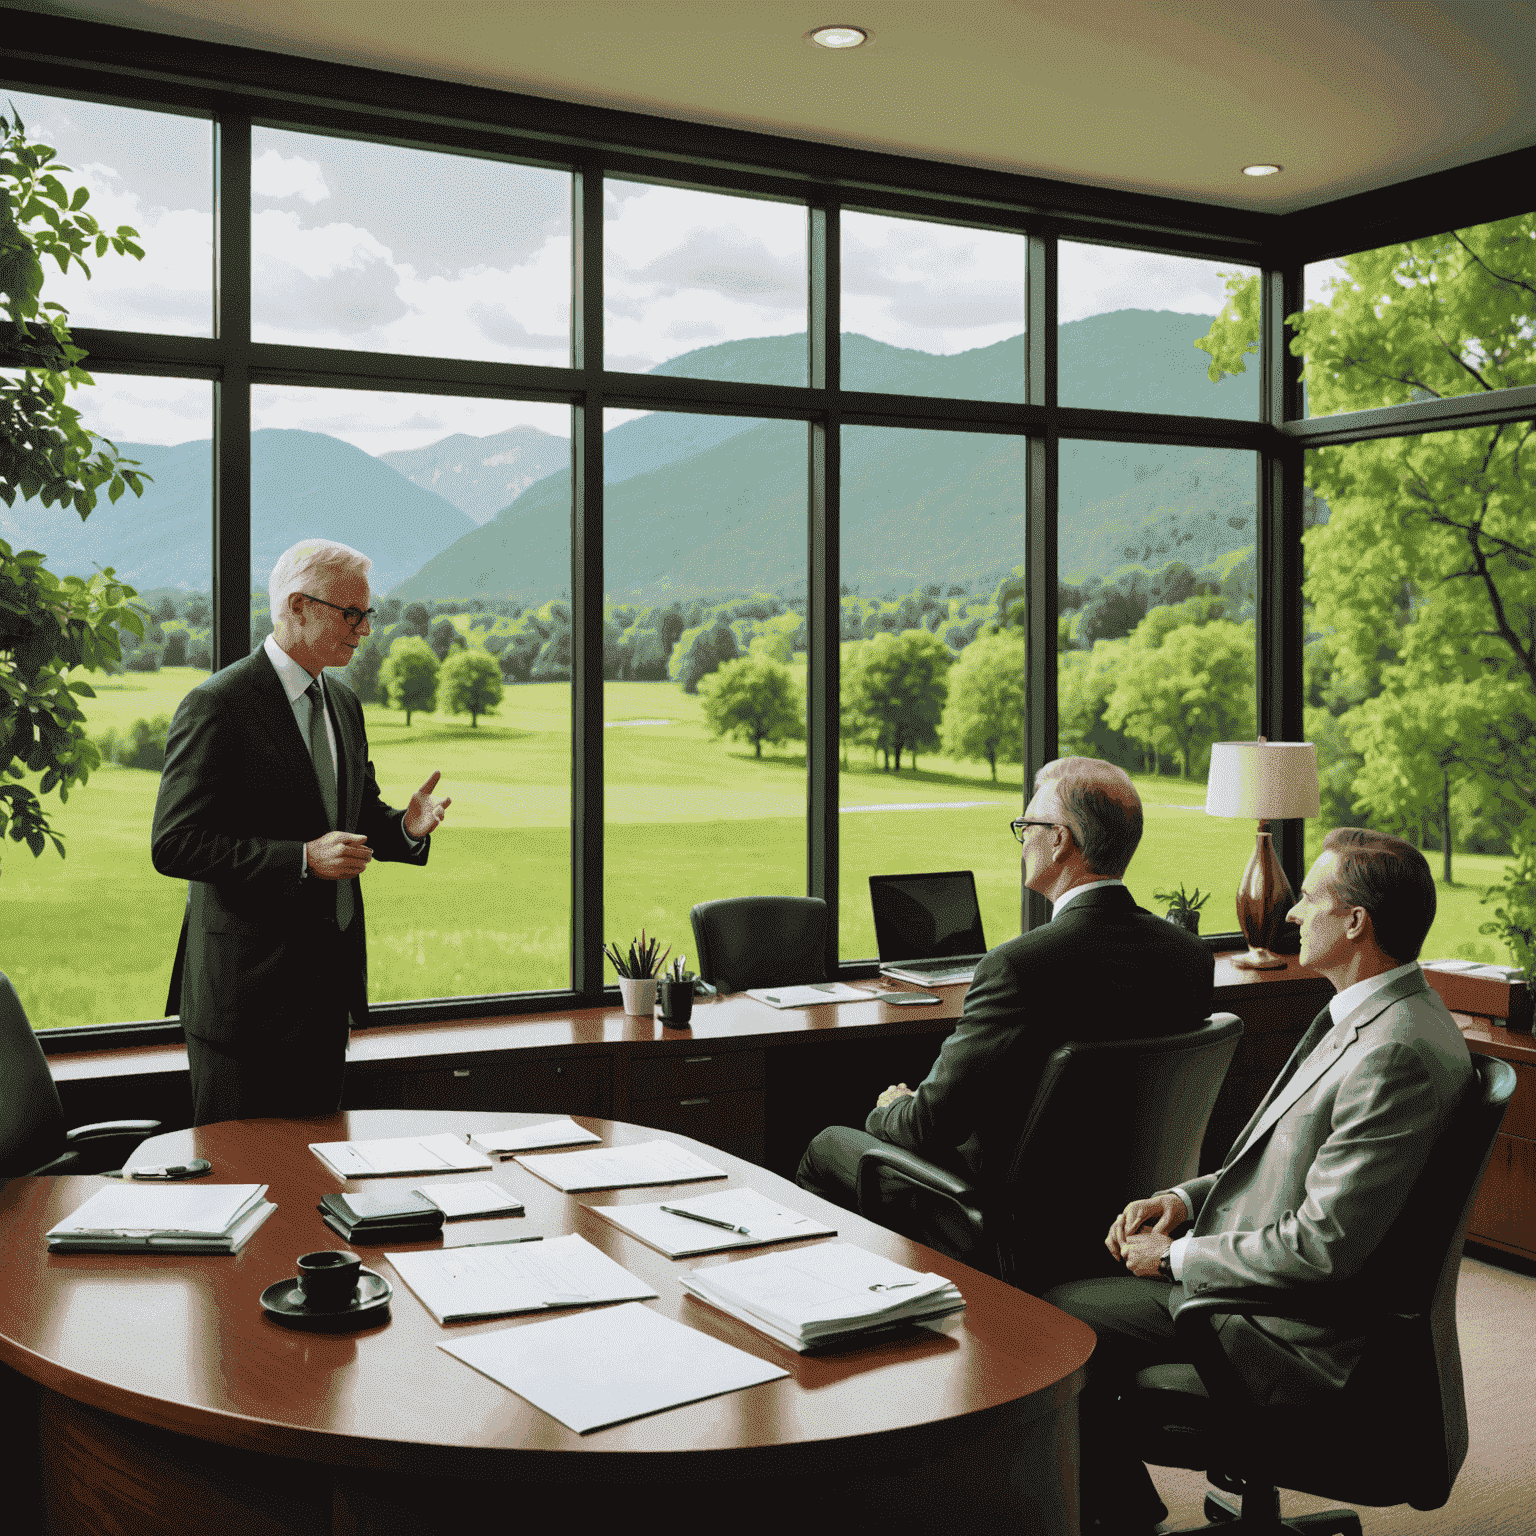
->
[[318, 1189, 445, 1244]]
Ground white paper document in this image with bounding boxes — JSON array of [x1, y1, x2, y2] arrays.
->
[[440, 1301, 788, 1433], [310, 1132, 493, 1179], [467, 1118, 602, 1156], [414, 1181, 524, 1220], [515, 1139, 727, 1192], [745, 982, 877, 1009], [680, 1242, 964, 1352], [46, 1183, 276, 1253], [590, 1188, 837, 1256], [386, 1232, 657, 1323]]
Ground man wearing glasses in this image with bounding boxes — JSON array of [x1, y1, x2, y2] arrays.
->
[[796, 756, 1213, 1252], [153, 539, 451, 1124]]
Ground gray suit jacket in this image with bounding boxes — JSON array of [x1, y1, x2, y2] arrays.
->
[[1175, 967, 1472, 1405]]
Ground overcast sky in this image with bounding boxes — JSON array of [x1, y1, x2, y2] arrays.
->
[[12, 88, 1282, 454]]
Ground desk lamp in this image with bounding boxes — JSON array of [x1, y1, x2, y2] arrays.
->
[[1205, 739, 1320, 969]]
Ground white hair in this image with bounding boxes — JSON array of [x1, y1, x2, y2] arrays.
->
[[268, 540, 372, 629]]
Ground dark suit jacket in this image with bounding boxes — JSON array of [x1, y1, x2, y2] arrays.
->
[[151, 648, 428, 1052], [865, 884, 1213, 1186]]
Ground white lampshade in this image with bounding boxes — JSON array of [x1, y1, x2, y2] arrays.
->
[[1205, 741, 1321, 820]]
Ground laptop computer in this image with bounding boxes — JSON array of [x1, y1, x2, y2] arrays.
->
[[869, 871, 988, 985]]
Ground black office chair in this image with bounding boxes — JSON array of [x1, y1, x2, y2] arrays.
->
[[689, 896, 829, 994], [855, 1013, 1245, 1291], [1124, 1053, 1516, 1535], [0, 972, 161, 1175]]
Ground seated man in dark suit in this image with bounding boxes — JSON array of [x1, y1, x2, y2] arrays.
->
[[795, 756, 1214, 1252], [1045, 829, 1472, 1536]]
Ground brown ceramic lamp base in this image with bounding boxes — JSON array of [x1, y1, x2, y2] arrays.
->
[[1232, 824, 1293, 970]]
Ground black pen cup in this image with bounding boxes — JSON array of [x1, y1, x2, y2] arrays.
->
[[658, 978, 695, 1027], [297, 1249, 362, 1310]]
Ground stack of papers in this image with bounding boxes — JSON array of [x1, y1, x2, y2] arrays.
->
[[680, 1242, 964, 1352], [310, 1133, 493, 1179], [414, 1181, 524, 1220], [441, 1301, 788, 1433], [387, 1232, 657, 1323], [516, 1139, 726, 1192], [46, 1184, 276, 1254], [746, 982, 876, 1009], [590, 1188, 836, 1257], [468, 1119, 602, 1156]]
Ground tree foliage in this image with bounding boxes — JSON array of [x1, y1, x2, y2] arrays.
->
[[941, 628, 1024, 781], [843, 629, 952, 772], [698, 655, 804, 758], [0, 107, 149, 868], [379, 635, 439, 725], [440, 647, 503, 727]]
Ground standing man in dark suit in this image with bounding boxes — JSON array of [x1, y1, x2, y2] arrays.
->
[[1046, 829, 1472, 1536], [153, 539, 451, 1126], [796, 757, 1214, 1237]]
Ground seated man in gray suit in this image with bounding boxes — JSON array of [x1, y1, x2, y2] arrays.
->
[[1046, 828, 1473, 1536], [795, 756, 1214, 1252]]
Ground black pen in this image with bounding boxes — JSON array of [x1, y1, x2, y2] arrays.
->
[[660, 1205, 752, 1235], [450, 1234, 545, 1248]]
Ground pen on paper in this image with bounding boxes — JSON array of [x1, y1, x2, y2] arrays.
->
[[764, 994, 781, 1003], [451, 1235, 545, 1248], [869, 1281, 917, 1291], [660, 1205, 752, 1235]]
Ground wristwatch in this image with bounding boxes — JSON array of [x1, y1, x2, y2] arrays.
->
[[1157, 1252, 1174, 1283]]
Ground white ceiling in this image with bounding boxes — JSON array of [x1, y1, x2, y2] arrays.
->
[[20, 0, 1536, 212]]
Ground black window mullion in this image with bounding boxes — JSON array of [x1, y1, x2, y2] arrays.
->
[[212, 111, 251, 670], [571, 161, 605, 1000], [808, 202, 840, 973]]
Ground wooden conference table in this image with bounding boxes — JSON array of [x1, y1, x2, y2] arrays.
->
[[0, 1110, 1096, 1536]]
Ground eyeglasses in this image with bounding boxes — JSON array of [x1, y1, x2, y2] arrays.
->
[[302, 593, 376, 630], [1010, 818, 1058, 843]]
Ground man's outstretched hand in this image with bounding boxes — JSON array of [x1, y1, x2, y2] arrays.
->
[[405, 771, 452, 841]]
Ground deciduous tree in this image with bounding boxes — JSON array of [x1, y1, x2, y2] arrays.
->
[[941, 629, 1024, 781], [440, 647, 504, 728], [379, 635, 439, 726], [699, 655, 804, 758], [843, 629, 951, 772]]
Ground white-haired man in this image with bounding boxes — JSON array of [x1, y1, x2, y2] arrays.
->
[[153, 539, 450, 1124]]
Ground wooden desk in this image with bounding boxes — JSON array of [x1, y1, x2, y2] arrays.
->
[[0, 1110, 1095, 1536]]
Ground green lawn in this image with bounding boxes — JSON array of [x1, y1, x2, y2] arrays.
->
[[3, 669, 1514, 1029]]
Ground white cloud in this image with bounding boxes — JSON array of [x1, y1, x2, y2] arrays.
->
[[1059, 242, 1252, 324], [251, 148, 330, 203], [64, 373, 212, 447]]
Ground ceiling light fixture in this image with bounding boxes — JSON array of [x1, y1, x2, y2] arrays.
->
[[809, 25, 869, 49], [1242, 163, 1283, 177]]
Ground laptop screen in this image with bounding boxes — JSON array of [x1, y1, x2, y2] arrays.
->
[[868, 871, 987, 962]]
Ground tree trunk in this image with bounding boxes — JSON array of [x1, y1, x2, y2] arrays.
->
[[893, 742, 903, 772], [988, 747, 997, 783], [1442, 768, 1453, 886], [405, 708, 413, 726], [755, 735, 762, 758]]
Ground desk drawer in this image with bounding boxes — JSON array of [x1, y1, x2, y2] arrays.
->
[[629, 1050, 764, 1100], [1498, 1059, 1536, 1142], [1468, 1132, 1536, 1256], [627, 1088, 765, 1143], [388, 1056, 612, 1116]]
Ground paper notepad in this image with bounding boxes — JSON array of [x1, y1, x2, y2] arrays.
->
[[310, 1132, 493, 1179], [440, 1301, 788, 1433], [414, 1181, 524, 1220], [515, 1139, 727, 1192], [590, 1189, 836, 1257], [746, 982, 876, 1009], [387, 1232, 657, 1323], [46, 1184, 275, 1254], [467, 1118, 602, 1156]]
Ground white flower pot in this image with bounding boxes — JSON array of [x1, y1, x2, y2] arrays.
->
[[617, 976, 658, 1016]]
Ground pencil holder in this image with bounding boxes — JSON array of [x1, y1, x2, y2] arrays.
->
[[617, 976, 658, 1016], [658, 978, 695, 1027]]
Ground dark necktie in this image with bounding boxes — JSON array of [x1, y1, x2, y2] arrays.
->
[[306, 679, 355, 930]]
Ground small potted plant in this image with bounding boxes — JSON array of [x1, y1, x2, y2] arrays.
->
[[1155, 883, 1211, 935], [605, 931, 670, 1015], [1479, 841, 1536, 1030]]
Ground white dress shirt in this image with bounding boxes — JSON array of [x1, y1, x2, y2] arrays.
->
[[1051, 878, 1124, 918]]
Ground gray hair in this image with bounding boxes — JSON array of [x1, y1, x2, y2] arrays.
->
[[1035, 757, 1143, 877], [268, 539, 372, 628]]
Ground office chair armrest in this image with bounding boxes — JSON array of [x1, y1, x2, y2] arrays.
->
[[66, 1119, 162, 1143], [855, 1143, 984, 1223]]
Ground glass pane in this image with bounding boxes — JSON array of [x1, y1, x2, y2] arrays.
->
[[1303, 426, 1534, 964], [841, 211, 1025, 401], [252, 128, 570, 363], [1301, 212, 1535, 417], [1060, 241, 1259, 418], [3, 375, 213, 1028], [3, 90, 212, 336], [603, 410, 807, 978], [251, 385, 573, 997], [603, 181, 807, 383], [1057, 442, 1258, 932], [839, 426, 1027, 960]]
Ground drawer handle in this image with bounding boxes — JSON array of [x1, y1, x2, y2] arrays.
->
[[452, 1069, 471, 1078], [680, 1096, 710, 1107], [684, 1056, 713, 1065]]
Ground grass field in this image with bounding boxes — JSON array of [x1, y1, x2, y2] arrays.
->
[[3, 667, 1514, 1030]]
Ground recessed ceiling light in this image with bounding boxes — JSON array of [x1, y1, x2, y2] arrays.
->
[[809, 25, 869, 49], [1242, 163, 1283, 177]]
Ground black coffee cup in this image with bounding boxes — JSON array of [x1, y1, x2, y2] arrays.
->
[[658, 977, 695, 1026], [297, 1249, 362, 1310]]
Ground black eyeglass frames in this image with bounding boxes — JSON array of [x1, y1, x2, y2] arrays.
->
[[302, 593, 377, 630], [1010, 818, 1058, 843]]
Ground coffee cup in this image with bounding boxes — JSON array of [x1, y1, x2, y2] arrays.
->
[[658, 977, 695, 1026], [297, 1249, 362, 1310]]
